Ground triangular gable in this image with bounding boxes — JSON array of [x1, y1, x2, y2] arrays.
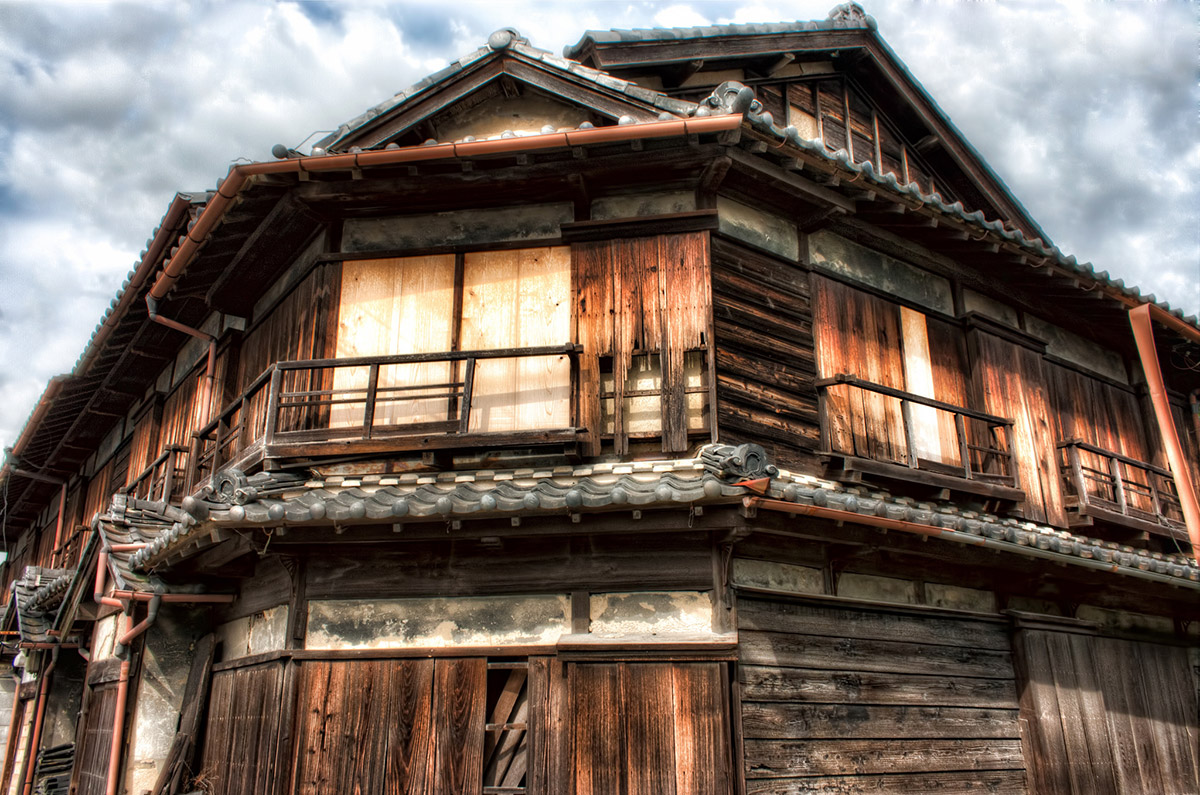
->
[[320, 30, 695, 153], [567, 6, 1048, 241]]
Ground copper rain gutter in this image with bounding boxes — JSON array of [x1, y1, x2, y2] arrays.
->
[[18, 648, 57, 795], [144, 115, 741, 303], [1128, 303, 1200, 558]]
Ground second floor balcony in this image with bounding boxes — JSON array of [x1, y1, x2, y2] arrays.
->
[[816, 374, 1024, 503], [190, 345, 583, 486], [1058, 439, 1186, 542]]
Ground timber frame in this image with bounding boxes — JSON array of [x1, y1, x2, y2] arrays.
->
[[0, 5, 1198, 795]]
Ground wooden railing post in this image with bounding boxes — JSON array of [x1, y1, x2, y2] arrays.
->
[[362, 363, 380, 440], [1108, 455, 1127, 515], [954, 413, 971, 480], [264, 367, 282, 446], [899, 399, 918, 468], [460, 358, 476, 434], [1067, 444, 1086, 509]]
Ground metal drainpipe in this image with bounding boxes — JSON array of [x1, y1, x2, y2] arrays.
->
[[1191, 390, 1200, 454], [104, 611, 134, 795], [1129, 304, 1200, 559], [19, 647, 58, 795], [51, 483, 66, 568]]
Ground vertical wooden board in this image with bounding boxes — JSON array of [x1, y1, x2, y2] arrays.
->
[[657, 232, 710, 452], [292, 661, 334, 795], [571, 663, 624, 795], [573, 243, 612, 454], [1135, 641, 1200, 793], [811, 276, 853, 455], [899, 306, 943, 463], [463, 248, 570, 433], [73, 685, 117, 795], [516, 247, 571, 430], [1012, 631, 1072, 795], [1063, 634, 1120, 795], [1016, 345, 1067, 526], [1090, 637, 1153, 794], [621, 663, 677, 795], [673, 663, 730, 795], [429, 658, 485, 795], [334, 256, 455, 429], [384, 659, 435, 795]]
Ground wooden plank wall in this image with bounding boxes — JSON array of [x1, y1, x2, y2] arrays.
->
[[569, 661, 731, 795], [198, 662, 286, 795], [333, 256, 455, 428], [1046, 363, 1152, 463], [573, 232, 711, 455], [738, 595, 1027, 794], [1014, 629, 1200, 794], [712, 237, 820, 470], [291, 658, 488, 795], [461, 247, 571, 433], [72, 684, 118, 795], [811, 275, 908, 466], [970, 330, 1067, 526]]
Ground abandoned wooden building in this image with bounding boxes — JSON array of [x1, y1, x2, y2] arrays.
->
[[1, 4, 1197, 794]]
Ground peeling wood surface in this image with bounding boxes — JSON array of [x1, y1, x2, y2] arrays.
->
[[738, 596, 1026, 793], [199, 662, 285, 795], [712, 237, 820, 470], [1014, 629, 1200, 795]]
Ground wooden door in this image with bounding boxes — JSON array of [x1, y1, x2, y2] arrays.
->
[[72, 683, 119, 795], [569, 661, 732, 795], [198, 662, 286, 795]]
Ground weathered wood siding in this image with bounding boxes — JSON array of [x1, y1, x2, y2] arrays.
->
[[569, 661, 731, 795], [291, 658, 488, 795], [1046, 364, 1152, 463], [712, 237, 819, 469], [969, 330, 1067, 526], [199, 662, 286, 795], [1013, 629, 1200, 794], [73, 683, 118, 795], [574, 232, 712, 454], [239, 262, 342, 390], [738, 595, 1027, 794]]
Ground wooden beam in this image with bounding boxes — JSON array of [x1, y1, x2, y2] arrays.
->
[[726, 147, 856, 212]]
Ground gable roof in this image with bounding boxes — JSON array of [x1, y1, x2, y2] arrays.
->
[[316, 28, 695, 153], [567, 3, 1050, 243]]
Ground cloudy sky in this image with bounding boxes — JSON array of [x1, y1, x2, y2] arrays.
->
[[0, 0, 1196, 451]]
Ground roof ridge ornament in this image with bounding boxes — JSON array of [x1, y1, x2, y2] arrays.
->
[[827, 2, 877, 29], [693, 81, 775, 128], [487, 28, 525, 51]]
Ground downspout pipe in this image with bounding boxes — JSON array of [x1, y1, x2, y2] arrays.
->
[[105, 611, 134, 795], [1129, 303, 1200, 560], [19, 648, 58, 795], [94, 548, 233, 606]]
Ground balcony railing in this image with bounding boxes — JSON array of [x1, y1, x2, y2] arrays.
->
[[816, 374, 1021, 499], [1058, 439, 1185, 538], [191, 345, 580, 486], [121, 445, 189, 504]]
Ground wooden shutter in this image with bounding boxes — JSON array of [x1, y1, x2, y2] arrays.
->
[[291, 657, 487, 795], [198, 663, 286, 795], [569, 661, 731, 795], [461, 247, 571, 433], [72, 683, 119, 795], [333, 256, 457, 429], [1013, 628, 1200, 795], [970, 330, 1067, 525]]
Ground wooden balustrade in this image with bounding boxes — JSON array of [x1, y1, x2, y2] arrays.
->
[[1058, 438, 1186, 539], [191, 345, 580, 487], [816, 374, 1022, 500]]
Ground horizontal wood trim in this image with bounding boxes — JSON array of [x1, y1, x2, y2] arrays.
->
[[737, 595, 1011, 651], [830, 454, 1026, 502], [739, 629, 1015, 679], [744, 769, 1028, 794], [211, 650, 290, 671], [733, 586, 1009, 624], [86, 657, 124, 686], [319, 236, 566, 262], [559, 210, 718, 242], [962, 312, 1047, 353], [264, 427, 580, 458], [744, 738, 1026, 778], [740, 701, 1021, 740], [739, 665, 1019, 709]]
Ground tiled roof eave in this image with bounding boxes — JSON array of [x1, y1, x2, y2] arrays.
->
[[741, 118, 1200, 330]]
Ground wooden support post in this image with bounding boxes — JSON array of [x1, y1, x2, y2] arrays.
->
[[362, 363, 380, 440], [460, 358, 476, 434], [954, 413, 971, 480], [900, 399, 918, 468], [264, 367, 282, 446], [1109, 455, 1127, 515]]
